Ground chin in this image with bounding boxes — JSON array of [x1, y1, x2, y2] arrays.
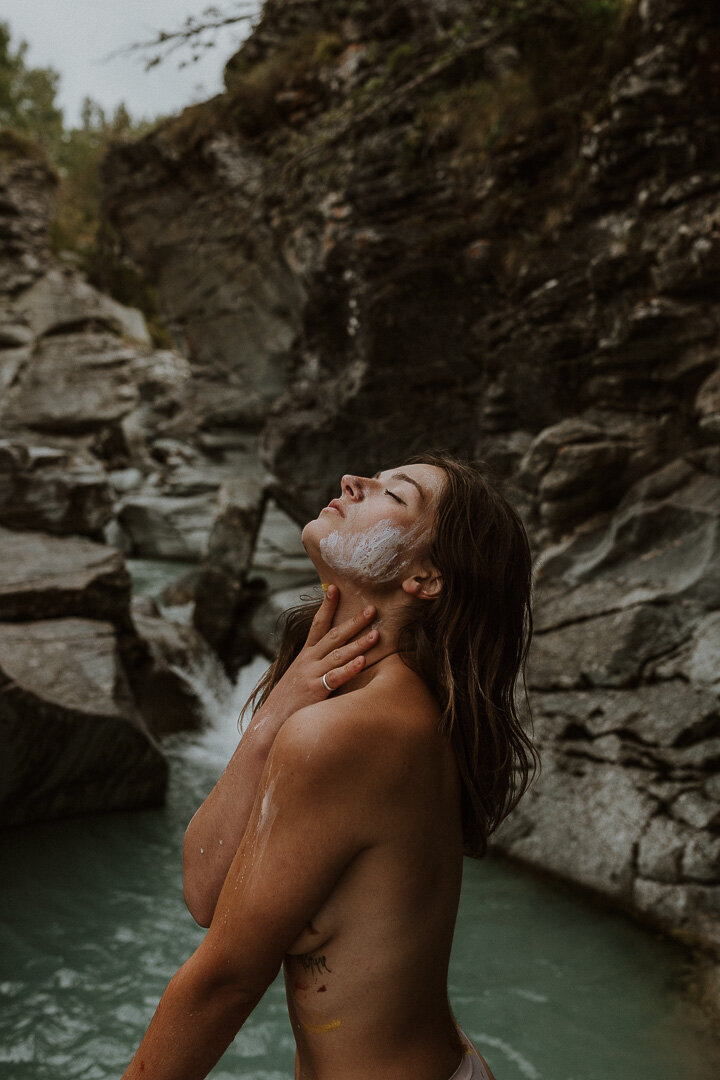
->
[[301, 516, 328, 558]]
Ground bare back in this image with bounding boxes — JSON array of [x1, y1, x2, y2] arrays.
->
[[282, 657, 468, 1080]]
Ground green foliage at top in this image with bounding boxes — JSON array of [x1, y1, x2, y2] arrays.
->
[[0, 21, 63, 154], [51, 97, 155, 257], [0, 19, 162, 330], [224, 28, 340, 136]]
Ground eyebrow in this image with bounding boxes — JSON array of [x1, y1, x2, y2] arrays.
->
[[373, 471, 426, 502]]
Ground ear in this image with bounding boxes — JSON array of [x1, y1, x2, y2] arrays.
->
[[401, 563, 442, 601]]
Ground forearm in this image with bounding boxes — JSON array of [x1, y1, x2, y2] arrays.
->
[[183, 707, 281, 924], [121, 952, 261, 1080]]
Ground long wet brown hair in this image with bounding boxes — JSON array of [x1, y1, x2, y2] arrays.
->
[[244, 451, 538, 857]]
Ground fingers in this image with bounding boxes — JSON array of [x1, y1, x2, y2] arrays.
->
[[322, 655, 366, 693], [323, 629, 378, 671], [316, 604, 377, 658], [305, 584, 339, 647]]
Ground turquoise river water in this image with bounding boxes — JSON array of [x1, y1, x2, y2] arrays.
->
[[2, 643, 719, 1079]]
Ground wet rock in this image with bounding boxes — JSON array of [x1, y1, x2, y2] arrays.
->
[[193, 479, 267, 662], [0, 526, 130, 623], [0, 438, 113, 537], [117, 492, 217, 560], [0, 141, 56, 295], [16, 266, 150, 344], [130, 605, 209, 736], [1, 331, 140, 435], [695, 366, 720, 442], [497, 755, 658, 899], [250, 581, 319, 658], [534, 463, 720, 627], [160, 567, 200, 608], [0, 617, 167, 826], [252, 499, 313, 576], [528, 602, 692, 690], [519, 416, 661, 534]]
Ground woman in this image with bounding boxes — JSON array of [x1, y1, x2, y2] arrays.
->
[[121, 452, 537, 1080]]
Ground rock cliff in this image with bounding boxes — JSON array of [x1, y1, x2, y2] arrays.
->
[[0, 138, 224, 825], [100, 0, 719, 961]]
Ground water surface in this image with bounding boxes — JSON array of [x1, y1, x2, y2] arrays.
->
[[1, 657, 717, 1079]]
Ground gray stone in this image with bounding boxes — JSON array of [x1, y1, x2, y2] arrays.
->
[[696, 366, 720, 442], [0, 526, 130, 623], [495, 758, 657, 900], [130, 607, 209, 736], [193, 479, 267, 657], [0, 324, 32, 347], [0, 617, 167, 826], [16, 266, 150, 344], [671, 792, 720, 831], [117, 492, 217, 560], [528, 603, 691, 690], [682, 834, 720, 884], [534, 466, 720, 628], [2, 331, 139, 434], [633, 880, 720, 948], [637, 814, 690, 883], [252, 499, 314, 576], [0, 347, 29, 397], [0, 439, 114, 536], [251, 582, 320, 658]]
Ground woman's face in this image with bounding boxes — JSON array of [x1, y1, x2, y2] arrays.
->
[[302, 463, 446, 587]]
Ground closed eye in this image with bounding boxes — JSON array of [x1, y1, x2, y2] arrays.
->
[[384, 489, 405, 504]]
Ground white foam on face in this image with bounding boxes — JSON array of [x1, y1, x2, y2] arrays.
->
[[319, 518, 421, 584]]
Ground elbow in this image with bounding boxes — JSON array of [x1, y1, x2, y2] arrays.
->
[[184, 881, 214, 928], [182, 831, 215, 928]]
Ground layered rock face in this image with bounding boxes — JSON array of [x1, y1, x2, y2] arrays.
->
[[0, 143, 227, 825], [103, 0, 719, 953]]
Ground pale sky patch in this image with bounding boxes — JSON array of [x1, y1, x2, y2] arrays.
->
[[1, 0, 262, 126]]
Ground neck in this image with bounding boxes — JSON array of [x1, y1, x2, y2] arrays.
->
[[321, 576, 408, 666]]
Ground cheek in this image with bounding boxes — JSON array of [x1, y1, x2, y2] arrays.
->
[[319, 520, 423, 583]]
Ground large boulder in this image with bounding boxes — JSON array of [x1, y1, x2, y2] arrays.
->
[[16, 266, 150, 343], [129, 598, 210, 737], [0, 439, 114, 537], [0, 526, 131, 623], [193, 477, 267, 666], [1, 331, 140, 435], [496, 460, 720, 949], [0, 617, 167, 826]]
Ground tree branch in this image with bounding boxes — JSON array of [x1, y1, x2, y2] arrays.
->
[[103, 4, 259, 71]]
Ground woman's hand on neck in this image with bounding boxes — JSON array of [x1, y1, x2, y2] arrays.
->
[[320, 576, 406, 668]]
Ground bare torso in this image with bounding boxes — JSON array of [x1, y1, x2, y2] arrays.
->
[[281, 656, 472, 1080]]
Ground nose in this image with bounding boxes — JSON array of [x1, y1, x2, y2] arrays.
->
[[341, 474, 365, 501]]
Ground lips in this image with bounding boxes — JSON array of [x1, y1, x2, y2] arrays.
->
[[327, 499, 345, 518]]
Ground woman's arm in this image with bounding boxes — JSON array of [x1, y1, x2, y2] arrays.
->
[[124, 698, 380, 1080], [182, 586, 379, 925]]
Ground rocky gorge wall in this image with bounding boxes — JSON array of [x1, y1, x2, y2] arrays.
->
[[0, 139, 234, 825]]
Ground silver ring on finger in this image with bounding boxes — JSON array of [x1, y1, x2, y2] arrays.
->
[[321, 672, 333, 692]]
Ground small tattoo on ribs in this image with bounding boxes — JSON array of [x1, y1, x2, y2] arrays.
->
[[299, 953, 332, 977]]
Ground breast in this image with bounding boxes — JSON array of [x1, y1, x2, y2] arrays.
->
[[285, 844, 371, 957], [286, 917, 332, 956]]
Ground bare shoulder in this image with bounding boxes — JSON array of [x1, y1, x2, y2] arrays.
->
[[273, 660, 443, 783]]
